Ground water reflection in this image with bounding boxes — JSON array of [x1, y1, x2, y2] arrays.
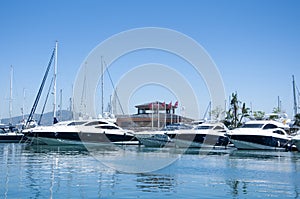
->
[[136, 173, 176, 193], [226, 179, 248, 197], [225, 150, 300, 198], [231, 150, 294, 160], [25, 144, 89, 155], [1, 143, 300, 198]]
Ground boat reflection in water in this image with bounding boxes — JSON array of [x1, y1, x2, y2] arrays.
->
[[136, 174, 176, 193], [1, 143, 300, 198]]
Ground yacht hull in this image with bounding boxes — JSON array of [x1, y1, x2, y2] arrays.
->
[[25, 131, 136, 146], [230, 135, 290, 150], [0, 133, 24, 143], [167, 133, 229, 148], [135, 134, 172, 147], [292, 138, 300, 151]]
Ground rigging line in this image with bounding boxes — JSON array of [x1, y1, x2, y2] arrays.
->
[[296, 85, 300, 96], [104, 61, 124, 115], [26, 47, 55, 127], [38, 77, 54, 125], [203, 101, 211, 120], [80, 62, 87, 117]]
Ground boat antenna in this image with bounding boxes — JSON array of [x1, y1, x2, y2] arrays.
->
[[53, 41, 58, 124]]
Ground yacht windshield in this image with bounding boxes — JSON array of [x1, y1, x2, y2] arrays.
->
[[67, 121, 86, 126], [85, 121, 109, 126], [195, 126, 213, 130], [95, 125, 119, 130], [241, 123, 264, 128], [163, 124, 193, 131]]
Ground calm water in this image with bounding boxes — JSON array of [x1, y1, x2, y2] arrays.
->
[[1, 143, 300, 199]]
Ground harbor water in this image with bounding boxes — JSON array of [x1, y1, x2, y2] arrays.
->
[[1, 143, 300, 198]]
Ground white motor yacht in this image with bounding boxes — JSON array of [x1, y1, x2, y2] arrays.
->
[[22, 119, 137, 146], [0, 126, 24, 143], [167, 123, 230, 148], [228, 120, 292, 150], [134, 123, 192, 148]]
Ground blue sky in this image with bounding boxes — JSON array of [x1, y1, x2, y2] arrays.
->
[[0, 0, 299, 120]]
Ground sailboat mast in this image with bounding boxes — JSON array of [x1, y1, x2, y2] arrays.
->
[[101, 56, 104, 116], [53, 41, 58, 124], [9, 65, 13, 124], [22, 88, 25, 121], [293, 75, 298, 116], [60, 89, 62, 121]]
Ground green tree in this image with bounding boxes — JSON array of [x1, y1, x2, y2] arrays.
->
[[294, 113, 300, 127], [253, 111, 265, 120], [239, 103, 250, 125], [210, 106, 225, 121], [231, 93, 239, 128], [225, 93, 250, 129], [272, 107, 281, 114]]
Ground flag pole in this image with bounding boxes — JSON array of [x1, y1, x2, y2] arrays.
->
[[170, 102, 172, 124], [164, 102, 166, 127], [157, 101, 160, 129], [151, 102, 153, 130]]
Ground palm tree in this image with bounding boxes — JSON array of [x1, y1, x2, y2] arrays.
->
[[294, 113, 300, 127], [231, 93, 239, 128], [225, 93, 250, 129], [239, 103, 250, 126]]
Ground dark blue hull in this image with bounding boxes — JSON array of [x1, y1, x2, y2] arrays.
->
[[24, 131, 137, 145], [167, 133, 229, 148], [0, 134, 24, 143], [229, 135, 291, 150]]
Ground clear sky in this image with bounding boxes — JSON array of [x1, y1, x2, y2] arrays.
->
[[0, 0, 299, 120]]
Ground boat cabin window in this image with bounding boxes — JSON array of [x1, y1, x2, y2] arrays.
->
[[213, 126, 224, 130], [241, 123, 264, 128], [273, 129, 285, 135], [262, 124, 278, 130], [0, 128, 6, 133], [195, 126, 213, 130], [163, 124, 193, 131], [85, 121, 109, 126], [95, 125, 119, 130], [67, 121, 86, 126]]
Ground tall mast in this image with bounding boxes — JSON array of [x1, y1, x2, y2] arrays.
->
[[22, 88, 25, 121], [277, 96, 281, 113], [60, 89, 62, 121], [53, 41, 58, 124], [293, 75, 298, 116], [101, 56, 104, 116], [9, 65, 13, 124]]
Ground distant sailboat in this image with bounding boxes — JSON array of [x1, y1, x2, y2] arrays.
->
[[0, 66, 24, 143]]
